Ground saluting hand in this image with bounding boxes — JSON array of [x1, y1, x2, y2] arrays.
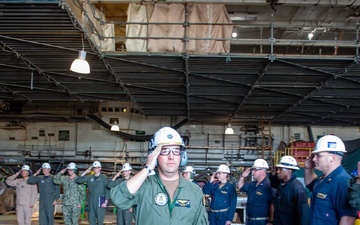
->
[[81, 166, 93, 177], [146, 144, 162, 170], [304, 154, 315, 169], [15, 170, 21, 177], [60, 168, 66, 174], [113, 170, 122, 181], [355, 162, 360, 184], [209, 173, 216, 183], [241, 167, 252, 178], [33, 168, 42, 176]]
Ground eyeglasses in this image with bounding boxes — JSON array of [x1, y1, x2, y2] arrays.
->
[[313, 152, 329, 158], [252, 168, 263, 171], [277, 167, 288, 172], [160, 148, 181, 156]]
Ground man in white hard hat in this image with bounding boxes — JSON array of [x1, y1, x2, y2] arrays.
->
[[28, 162, 60, 225], [273, 156, 309, 225], [6, 165, 38, 225], [182, 165, 196, 182], [110, 127, 208, 225], [108, 163, 133, 225], [304, 135, 356, 225], [54, 162, 84, 225], [203, 164, 237, 225], [76, 161, 110, 225], [237, 159, 274, 225]]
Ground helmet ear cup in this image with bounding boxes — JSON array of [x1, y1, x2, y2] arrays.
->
[[190, 173, 194, 179], [180, 151, 188, 167]]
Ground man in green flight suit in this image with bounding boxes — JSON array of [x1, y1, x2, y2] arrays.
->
[[110, 127, 208, 225], [108, 163, 134, 225], [76, 161, 110, 225], [54, 162, 85, 225], [28, 162, 60, 225]]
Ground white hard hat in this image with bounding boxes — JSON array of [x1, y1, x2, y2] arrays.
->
[[42, 163, 51, 169], [67, 162, 77, 170], [276, 156, 299, 170], [252, 159, 269, 169], [312, 135, 346, 154], [121, 163, 132, 171], [92, 161, 102, 168], [216, 164, 230, 173], [148, 127, 185, 152], [22, 165, 30, 171], [183, 166, 195, 173]]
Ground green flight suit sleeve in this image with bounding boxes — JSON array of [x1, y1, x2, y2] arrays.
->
[[104, 176, 110, 200], [76, 175, 89, 184], [27, 175, 41, 184], [192, 193, 209, 225], [107, 178, 123, 188], [110, 180, 140, 210]]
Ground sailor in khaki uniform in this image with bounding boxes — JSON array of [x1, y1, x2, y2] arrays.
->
[[6, 165, 38, 225]]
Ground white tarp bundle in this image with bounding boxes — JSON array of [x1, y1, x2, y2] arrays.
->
[[125, 4, 150, 52], [75, 1, 115, 52], [126, 3, 232, 53]]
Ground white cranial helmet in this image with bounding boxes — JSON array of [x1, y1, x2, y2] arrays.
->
[[22, 165, 30, 171], [67, 162, 77, 170], [216, 164, 230, 173], [312, 135, 346, 154], [148, 127, 185, 152], [42, 163, 51, 169], [148, 127, 188, 167], [92, 161, 102, 168], [183, 166, 195, 173], [252, 159, 269, 169], [121, 163, 132, 171], [276, 156, 299, 170]]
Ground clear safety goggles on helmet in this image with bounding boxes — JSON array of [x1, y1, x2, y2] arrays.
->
[[160, 147, 181, 156]]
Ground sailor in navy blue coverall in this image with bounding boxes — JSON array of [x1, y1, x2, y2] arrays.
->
[[273, 156, 309, 225], [238, 159, 274, 225], [304, 135, 356, 225], [203, 164, 237, 225]]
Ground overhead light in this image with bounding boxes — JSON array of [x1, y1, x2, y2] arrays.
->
[[111, 121, 120, 131], [70, 50, 90, 74], [232, 28, 238, 38], [225, 123, 234, 135], [70, 36, 90, 74], [308, 32, 314, 40]]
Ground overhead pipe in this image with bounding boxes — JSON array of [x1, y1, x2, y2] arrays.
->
[[89, 0, 360, 6], [87, 114, 188, 141], [307, 125, 314, 142]]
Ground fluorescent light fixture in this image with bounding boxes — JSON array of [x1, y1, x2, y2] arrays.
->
[[225, 123, 234, 135], [111, 121, 120, 131], [70, 50, 90, 74], [229, 13, 257, 21]]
